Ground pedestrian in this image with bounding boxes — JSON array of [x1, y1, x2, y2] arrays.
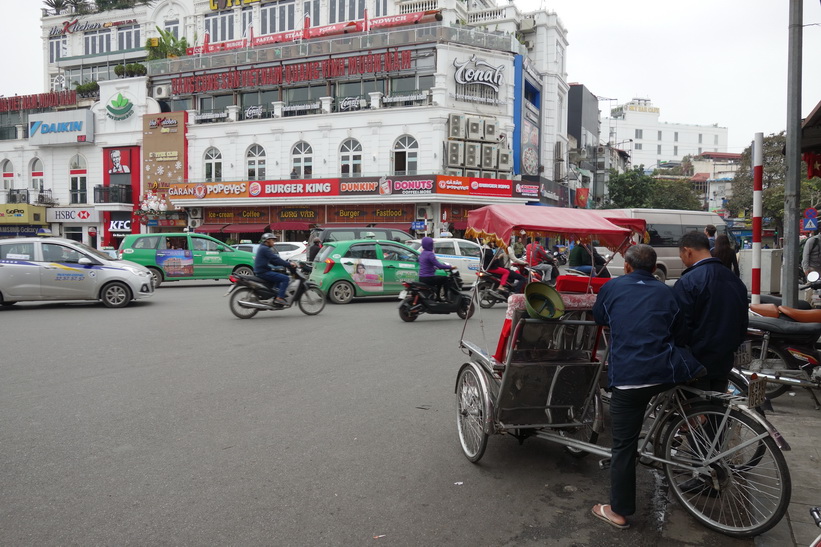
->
[[512, 236, 525, 259], [703, 224, 717, 250], [307, 237, 322, 262], [802, 230, 821, 277], [673, 231, 748, 393], [591, 244, 705, 530], [711, 233, 739, 276]]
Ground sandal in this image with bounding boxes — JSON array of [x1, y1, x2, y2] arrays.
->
[[591, 504, 629, 530]]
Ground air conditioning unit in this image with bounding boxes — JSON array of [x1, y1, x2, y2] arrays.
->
[[416, 206, 430, 220], [189, 219, 203, 228], [520, 18, 535, 31], [448, 114, 466, 139], [467, 118, 484, 140], [498, 150, 512, 171], [446, 168, 464, 177], [153, 85, 171, 99], [481, 171, 496, 179], [464, 169, 481, 179], [523, 40, 534, 50], [447, 141, 465, 167], [465, 143, 481, 168], [188, 207, 203, 219], [481, 144, 498, 170], [484, 121, 498, 141], [597, 145, 606, 154]]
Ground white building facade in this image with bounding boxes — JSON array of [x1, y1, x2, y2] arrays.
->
[[1, 0, 572, 247]]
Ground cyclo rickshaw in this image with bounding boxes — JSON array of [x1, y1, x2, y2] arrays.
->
[[455, 204, 790, 538]]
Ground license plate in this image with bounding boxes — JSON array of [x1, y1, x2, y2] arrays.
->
[[398, 290, 407, 300], [734, 340, 752, 367], [747, 377, 767, 408]]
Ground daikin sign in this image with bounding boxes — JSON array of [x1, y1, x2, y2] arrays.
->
[[28, 110, 94, 145]]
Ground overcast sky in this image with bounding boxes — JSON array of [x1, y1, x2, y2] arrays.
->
[[3, 0, 821, 154]]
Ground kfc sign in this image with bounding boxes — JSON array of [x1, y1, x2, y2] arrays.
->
[[108, 219, 131, 232]]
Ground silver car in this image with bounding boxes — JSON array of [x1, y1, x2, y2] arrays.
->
[[0, 237, 154, 308]]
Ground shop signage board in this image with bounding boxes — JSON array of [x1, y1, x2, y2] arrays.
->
[[47, 207, 100, 223], [29, 110, 95, 145]]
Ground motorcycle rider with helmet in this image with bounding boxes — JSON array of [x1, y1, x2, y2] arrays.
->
[[254, 233, 296, 305]]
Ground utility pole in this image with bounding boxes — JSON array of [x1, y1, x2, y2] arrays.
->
[[783, 0, 802, 306]]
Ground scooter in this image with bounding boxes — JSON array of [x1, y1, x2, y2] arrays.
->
[[474, 270, 524, 309], [739, 315, 821, 408], [225, 262, 326, 319], [811, 507, 821, 547], [398, 269, 475, 322]]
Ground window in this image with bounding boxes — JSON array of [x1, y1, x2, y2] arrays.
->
[[381, 243, 417, 262], [1, 159, 13, 190], [205, 11, 235, 43], [246, 145, 266, 180], [49, 36, 66, 64], [555, 42, 565, 75], [392, 135, 418, 175], [133, 236, 161, 249], [261, 1, 295, 33], [634, 143, 643, 150], [373, 0, 388, 16], [31, 158, 43, 191], [340, 138, 362, 177], [345, 243, 378, 260], [556, 94, 564, 133], [698, 147, 702, 155], [192, 236, 220, 252], [646, 224, 684, 247], [635, 129, 643, 139], [204, 148, 223, 182], [303, 0, 320, 25], [42, 243, 82, 263], [84, 30, 111, 55], [292, 141, 313, 178], [117, 25, 141, 50], [674, 146, 678, 156], [329, 0, 364, 24], [674, 132, 678, 142], [698, 133, 703, 144], [164, 19, 179, 39], [241, 8, 254, 39], [714, 134, 719, 145], [434, 241, 456, 255], [69, 155, 87, 204], [457, 242, 481, 258], [657, 130, 662, 140], [657, 145, 662, 155], [0, 242, 34, 260]]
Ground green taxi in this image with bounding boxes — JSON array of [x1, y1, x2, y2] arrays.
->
[[118, 232, 255, 287], [310, 238, 443, 304]]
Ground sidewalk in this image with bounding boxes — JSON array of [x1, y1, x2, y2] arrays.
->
[[754, 389, 821, 547]]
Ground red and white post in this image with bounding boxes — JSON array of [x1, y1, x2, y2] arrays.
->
[[751, 132, 764, 305]]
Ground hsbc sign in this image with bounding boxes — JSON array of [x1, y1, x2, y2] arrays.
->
[[47, 207, 99, 223]]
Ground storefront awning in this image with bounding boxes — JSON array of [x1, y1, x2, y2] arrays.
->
[[268, 221, 311, 230], [194, 223, 229, 233], [222, 223, 269, 233]]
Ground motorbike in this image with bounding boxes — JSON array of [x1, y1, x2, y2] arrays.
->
[[225, 262, 326, 319], [552, 247, 568, 266], [739, 314, 821, 408], [398, 269, 475, 322], [811, 507, 821, 547]]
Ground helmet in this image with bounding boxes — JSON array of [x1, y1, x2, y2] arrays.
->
[[260, 233, 277, 243]]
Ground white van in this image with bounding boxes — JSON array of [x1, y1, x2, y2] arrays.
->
[[598, 209, 728, 281]]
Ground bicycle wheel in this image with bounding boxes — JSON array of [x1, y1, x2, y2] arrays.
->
[[746, 341, 792, 398], [560, 390, 601, 459], [662, 402, 790, 538], [455, 366, 490, 463]]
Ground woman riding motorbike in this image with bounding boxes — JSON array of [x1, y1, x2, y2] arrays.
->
[[419, 236, 455, 300], [482, 240, 526, 294]]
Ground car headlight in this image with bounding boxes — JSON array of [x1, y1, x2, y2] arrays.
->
[[123, 266, 148, 277]]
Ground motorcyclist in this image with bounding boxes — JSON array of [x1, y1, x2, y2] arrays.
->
[[525, 237, 550, 266], [254, 233, 296, 305], [418, 236, 454, 300], [569, 241, 611, 278], [482, 240, 526, 294]]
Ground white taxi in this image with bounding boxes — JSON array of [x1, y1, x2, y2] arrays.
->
[[407, 237, 482, 285], [0, 237, 154, 308]]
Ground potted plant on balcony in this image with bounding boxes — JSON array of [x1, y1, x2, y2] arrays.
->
[[114, 64, 126, 78], [75, 81, 99, 98]]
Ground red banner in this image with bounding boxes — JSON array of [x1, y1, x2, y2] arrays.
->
[[575, 187, 590, 208]]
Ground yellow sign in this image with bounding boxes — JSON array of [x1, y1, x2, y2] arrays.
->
[[0, 204, 47, 224], [209, 0, 259, 11]]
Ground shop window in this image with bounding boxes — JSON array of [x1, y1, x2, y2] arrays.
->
[[2, 159, 13, 190], [392, 135, 418, 175], [204, 148, 222, 182], [340, 138, 362, 178], [30, 158, 43, 191], [246, 144, 266, 180], [292, 141, 313, 178]]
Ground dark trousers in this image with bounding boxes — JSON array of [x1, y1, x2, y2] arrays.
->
[[609, 384, 673, 516], [419, 276, 448, 300], [257, 270, 290, 297]]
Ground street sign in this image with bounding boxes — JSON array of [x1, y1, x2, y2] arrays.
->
[[411, 221, 426, 230], [804, 218, 818, 231], [804, 207, 817, 219]]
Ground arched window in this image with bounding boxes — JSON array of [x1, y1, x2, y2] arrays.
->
[[204, 147, 222, 182], [392, 135, 418, 175], [246, 144, 266, 180], [30, 158, 44, 191], [291, 141, 313, 179], [1, 159, 13, 190], [339, 138, 361, 178], [69, 155, 87, 204]]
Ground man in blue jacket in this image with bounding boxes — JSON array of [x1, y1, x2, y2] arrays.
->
[[591, 244, 704, 530], [254, 233, 296, 305], [673, 231, 749, 392]]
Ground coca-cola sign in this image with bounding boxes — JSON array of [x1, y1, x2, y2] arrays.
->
[[453, 55, 504, 93], [245, 105, 264, 119], [339, 97, 362, 111]]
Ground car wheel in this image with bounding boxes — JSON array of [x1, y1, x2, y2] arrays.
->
[[101, 282, 132, 308], [653, 267, 667, 283], [329, 280, 355, 304], [233, 265, 254, 277], [148, 267, 163, 288], [1, 294, 17, 307]]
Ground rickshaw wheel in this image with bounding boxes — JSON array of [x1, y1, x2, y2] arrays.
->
[[560, 390, 601, 459], [456, 366, 489, 463]]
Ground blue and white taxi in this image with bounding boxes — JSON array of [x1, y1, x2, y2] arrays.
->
[[407, 237, 482, 285], [0, 237, 154, 308]]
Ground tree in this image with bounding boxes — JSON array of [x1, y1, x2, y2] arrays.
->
[[601, 167, 654, 208], [648, 178, 702, 210], [43, 0, 69, 14], [146, 26, 190, 61]]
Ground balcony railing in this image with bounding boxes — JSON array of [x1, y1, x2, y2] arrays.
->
[[35, 189, 57, 206], [7, 189, 30, 204], [94, 185, 133, 204]]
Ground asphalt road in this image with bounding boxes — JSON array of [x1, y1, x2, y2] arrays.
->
[[0, 282, 753, 546]]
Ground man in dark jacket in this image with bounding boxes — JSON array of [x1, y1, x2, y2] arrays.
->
[[306, 238, 322, 262], [254, 233, 295, 305], [673, 231, 749, 392], [591, 244, 704, 530]]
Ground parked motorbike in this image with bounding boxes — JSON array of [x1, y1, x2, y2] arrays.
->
[[739, 314, 821, 407], [398, 269, 475, 322], [811, 507, 821, 547], [225, 262, 326, 319]]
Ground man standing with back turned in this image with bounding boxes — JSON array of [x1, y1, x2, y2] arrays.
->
[[591, 244, 704, 529], [673, 231, 748, 392]]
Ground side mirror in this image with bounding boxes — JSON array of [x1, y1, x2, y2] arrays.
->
[[808, 271, 820, 283], [78, 257, 96, 265]]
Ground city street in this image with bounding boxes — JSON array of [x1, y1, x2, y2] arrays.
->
[[1, 282, 756, 546]]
